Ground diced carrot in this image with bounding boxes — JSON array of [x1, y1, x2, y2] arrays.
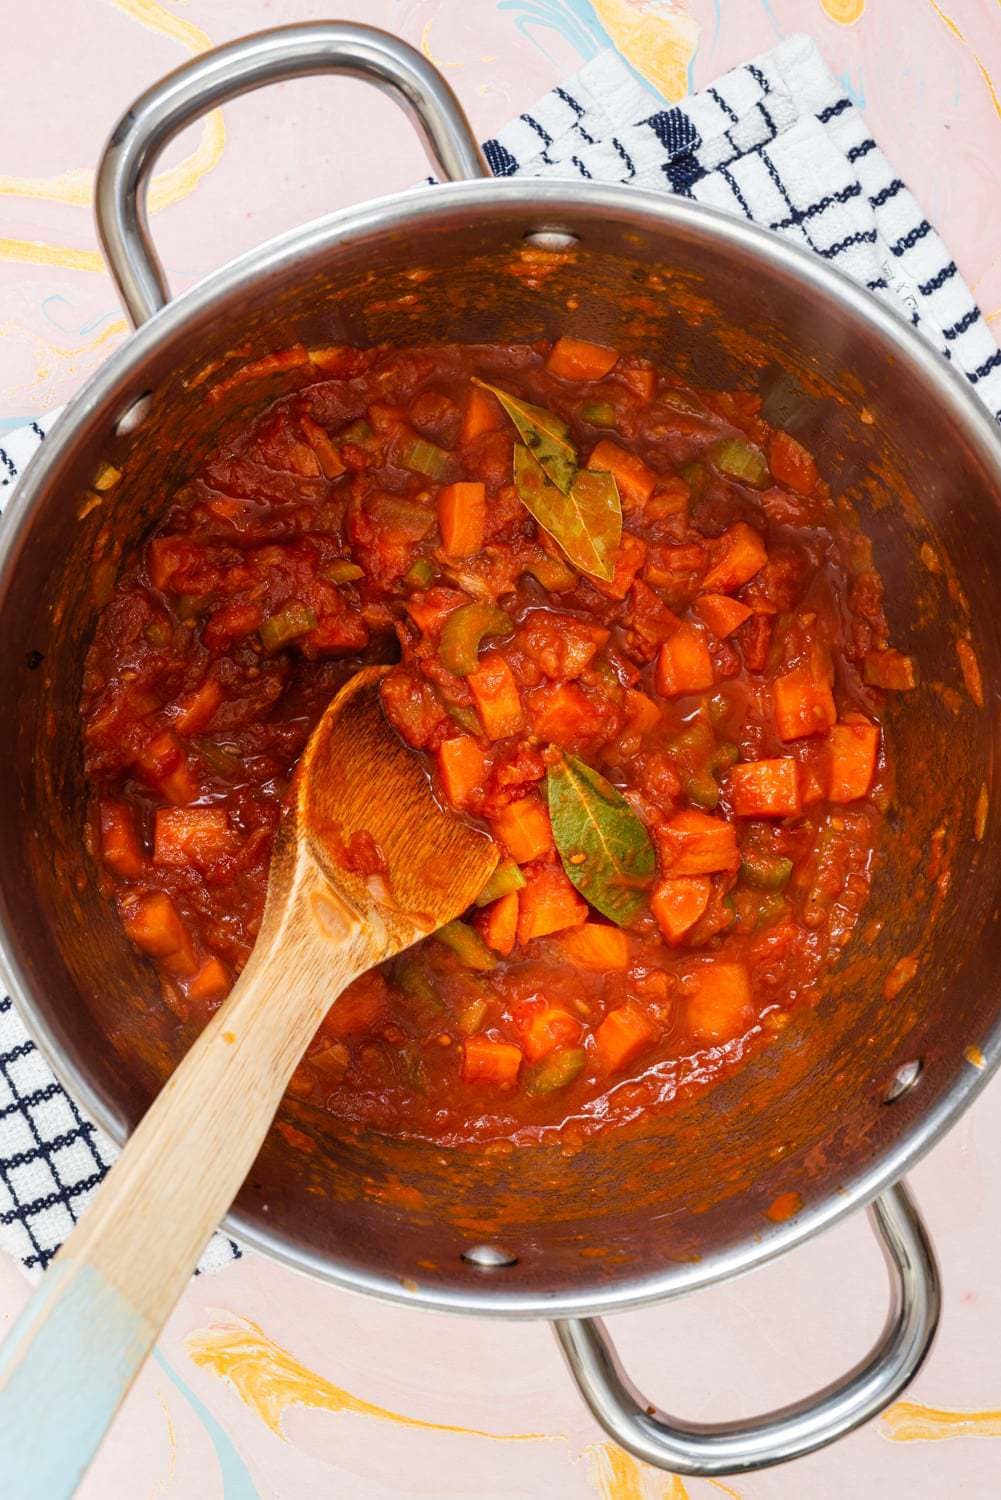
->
[[827, 718, 880, 803], [517, 865, 588, 944], [462, 1035, 523, 1085], [588, 440, 656, 510], [515, 1001, 583, 1061], [624, 689, 662, 735], [651, 876, 711, 944], [186, 955, 230, 1004], [300, 413, 346, 478], [686, 962, 752, 1043], [134, 731, 197, 805], [592, 533, 647, 600], [729, 758, 801, 818], [467, 652, 525, 740], [655, 625, 715, 698], [98, 801, 143, 878], [617, 365, 656, 401], [768, 431, 818, 495], [436, 736, 487, 811], [437, 481, 486, 557], [701, 523, 768, 592], [659, 810, 740, 876], [560, 922, 630, 970], [122, 892, 193, 967], [594, 1005, 655, 1074], [529, 681, 599, 746], [173, 676, 221, 735], [461, 385, 502, 443], [546, 336, 620, 381], [154, 807, 233, 868], [694, 593, 753, 639], [491, 796, 553, 864], [480, 891, 519, 956], [863, 649, 919, 692], [773, 666, 837, 741]]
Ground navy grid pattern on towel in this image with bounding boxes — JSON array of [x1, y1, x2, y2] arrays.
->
[[0, 33, 999, 1280]]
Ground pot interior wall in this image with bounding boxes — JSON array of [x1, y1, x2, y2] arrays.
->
[[2, 197, 999, 1304]]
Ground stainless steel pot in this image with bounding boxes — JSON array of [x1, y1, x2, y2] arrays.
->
[[1, 23, 999, 1478]]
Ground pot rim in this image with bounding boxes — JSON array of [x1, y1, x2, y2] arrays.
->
[[3, 176, 1000, 1317]]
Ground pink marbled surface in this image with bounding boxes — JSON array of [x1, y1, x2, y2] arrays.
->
[[2, 2, 1001, 1496]]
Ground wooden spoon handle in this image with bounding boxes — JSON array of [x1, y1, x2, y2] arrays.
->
[[0, 860, 368, 1500]]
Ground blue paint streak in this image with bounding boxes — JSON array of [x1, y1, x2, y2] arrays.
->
[[758, 0, 785, 40], [0, 416, 36, 435], [836, 67, 866, 108], [154, 1350, 261, 1500]]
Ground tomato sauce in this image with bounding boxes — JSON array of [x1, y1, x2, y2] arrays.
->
[[81, 337, 914, 1147]]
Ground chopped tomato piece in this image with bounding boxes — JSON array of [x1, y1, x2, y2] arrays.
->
[[729, 759, 801, 818], [479, 890, 519, 956], [651, 875, 711, 944], [701, 523, 768, 593], [827, 718, 880, 802], [592, 533, 647, 601], [134, 732, 197, 805], [515, 1001, 583, 1061], [686, 962, 752, 1043], [528, 681, 599, 746], [773, 666, 837, 741], [186, 955, 230, 1004], [546, 336, 620, 381], [863, 649, 918, 691], [588, 440, 656, 509], [436, 736, 487, 810], [624, 689, 662, 735], [656, 625, 715, 698], [739, 613, 772, 673], [560, 922, 630, 970], [594, 1005, 655, 1074], [462, 1035, 523, 1085], [405, 587, 466, 638], [153, 807, 233, 868], [173, 676, 221, 736], [491, 796, 553, 864], [327, 972, 389, 1036], [438, 481, 486, 557], [517, 865, 588, 944], [694, 593, 753, 639], [659, 810, 739, 875], [99, 801, 144, 878], [768, 431, 818, 495], [467, 652, 525, 740]]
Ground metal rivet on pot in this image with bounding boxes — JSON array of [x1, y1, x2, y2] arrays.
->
[[115, 391, 153, 436], [522, 228, 580, 251], [461, 1243, 518, 1268], [884, 1059, 922, 1103]]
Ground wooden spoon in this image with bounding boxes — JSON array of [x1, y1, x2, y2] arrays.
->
[[0, 665, 497, 1500]]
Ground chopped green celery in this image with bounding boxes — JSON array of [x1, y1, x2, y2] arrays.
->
[[455, 994, 489, 1035], [475, 860, 527, 907], [740, 851, 794, 890], [525, 1047, 587, 1096], [393, 956, 442, 1020], [580, 400, 616, 427], [434, 920, 497, 971], [439, 602, 512, 676], [446, 702, 482, 735], [661, 388, 709, 417], [754, 892, 788, 928], [402, 436, 451, 480], [710, 741, 740, 773], [522, 554, 577, 591], [685, 770, 720, 811], [399, 1048, 429, 1094], [681, 460, 708, 500], [339, 418, 374, 447], [195, 739, 241, 776], [707, 691, 730, 726], [669, 721, 715, 759], [708, 437, 769, 488], [323, 559, 364, 584], [259, 601, 317, 652], [404, 557, 435, 589]]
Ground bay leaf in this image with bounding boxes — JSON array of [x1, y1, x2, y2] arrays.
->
[[472, 378, 577, 493], [546, 754, 655, 926], [513, 444, 621, 582]]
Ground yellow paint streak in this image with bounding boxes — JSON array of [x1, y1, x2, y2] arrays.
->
[[882, 1399, 1001, 1442], [152, 1392, 178, 1497], [186, 1318, 549, 1442], [820, 0, 866, 22], [0, 0, 224, 273], [585, 1442, 694, 1498], [587, 1, 699, 104], [926, 0, 1001, 120]]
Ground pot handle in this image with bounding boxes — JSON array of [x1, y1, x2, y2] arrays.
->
[[95, 21, 489, 327], [553, 1181, 939, 1477]]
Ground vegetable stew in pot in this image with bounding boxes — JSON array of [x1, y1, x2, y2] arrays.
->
[[81, 336, 916, 1148]]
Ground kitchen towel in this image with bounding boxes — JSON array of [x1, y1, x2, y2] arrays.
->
[[1, 31, 999, 1280]]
